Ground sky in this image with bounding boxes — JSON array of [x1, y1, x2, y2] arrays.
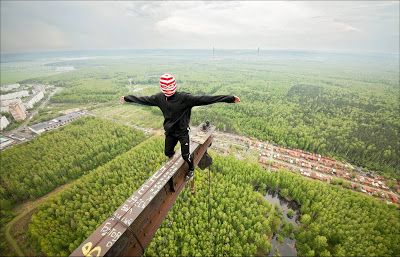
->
[[1, 1, 399, 54]]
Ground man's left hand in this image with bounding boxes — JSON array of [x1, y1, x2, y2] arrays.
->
[[234, 96, 240, 103]]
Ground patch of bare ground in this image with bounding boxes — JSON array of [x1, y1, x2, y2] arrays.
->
[[12, 209, 44, 256], [58, 107, 82, 114], [5, 180, 79, 256]]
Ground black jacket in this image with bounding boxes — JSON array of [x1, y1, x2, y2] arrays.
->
[[124, 92, 235, 135]]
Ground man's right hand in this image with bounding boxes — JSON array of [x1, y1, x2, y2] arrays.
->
[[120, 96, 126, 102], [234, 96, 240, 103]]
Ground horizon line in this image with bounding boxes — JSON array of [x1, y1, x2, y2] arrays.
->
[[1, 48, 399, 57]]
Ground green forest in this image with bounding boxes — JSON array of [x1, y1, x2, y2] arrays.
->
[[17, 54, 399, 180], [27, 136, 276, 256], [0, 117, 146, 226], [27, 136, 167, 256], [19, 142, 400, 256], [212, 155, 400, 256], [1, 51, 399, 257]]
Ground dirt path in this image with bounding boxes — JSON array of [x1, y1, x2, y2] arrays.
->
[[3, 135, 157, 256], [19, 88, 60, 131], [4, 179, 80, 256]]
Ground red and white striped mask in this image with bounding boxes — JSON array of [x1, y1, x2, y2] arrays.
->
[[160, 74, 176, 97]]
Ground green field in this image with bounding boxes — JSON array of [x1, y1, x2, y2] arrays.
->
[[91, 102, 163, 129], [1, 63, 56, 85]]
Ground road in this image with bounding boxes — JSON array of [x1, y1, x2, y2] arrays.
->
[[20, 88, 60, 131], [1, 88, 60, 150], [4, 176, 89, 256], [269, 151, 399, 198], [2, 88, 59, 137], [213, 134, 400, 200]]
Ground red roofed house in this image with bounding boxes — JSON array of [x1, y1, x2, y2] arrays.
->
[[389, 194, 400, 203]]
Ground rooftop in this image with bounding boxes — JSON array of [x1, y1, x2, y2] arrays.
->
[[29, 112, 82, 131]]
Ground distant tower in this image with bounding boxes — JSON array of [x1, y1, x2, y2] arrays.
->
[[258, 47, 260, 56], [128, 78, 132, 85], [213, 47, 215, 60]]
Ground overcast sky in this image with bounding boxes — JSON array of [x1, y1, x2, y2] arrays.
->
[[1, 1, 399, 54]]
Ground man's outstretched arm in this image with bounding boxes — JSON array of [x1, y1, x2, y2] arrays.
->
[[188, 94, 240, 107], [121, 95, 158, 106]]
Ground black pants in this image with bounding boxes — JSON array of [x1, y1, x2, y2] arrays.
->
[[165, 131, 194, 171]]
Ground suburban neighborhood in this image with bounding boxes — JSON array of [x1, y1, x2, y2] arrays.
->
[[212, 132, 400, 205]]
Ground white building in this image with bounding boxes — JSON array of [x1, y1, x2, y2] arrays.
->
[[24, 91, 44, 110], [1, 83, 20, 91], [34, 84, 46, 93], [55, 66, 76, 72], [29, 112, 83, 134], [0, 116, 10, 130], [26, 84, 46, 94], [1, 99, 23, 113], [0, 90, 29, 101]]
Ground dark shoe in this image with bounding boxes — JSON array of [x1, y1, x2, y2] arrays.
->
[[185, 169, 194, 181]]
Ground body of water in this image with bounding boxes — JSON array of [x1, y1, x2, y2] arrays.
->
[[264, 187, 300, 256]]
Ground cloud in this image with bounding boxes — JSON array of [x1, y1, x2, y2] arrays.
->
[[1, 1, 398, 53], [120, 2, 363, 44], [1, 17, 72, 52]]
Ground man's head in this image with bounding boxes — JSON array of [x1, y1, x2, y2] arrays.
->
[[160, 74, 176, 97]]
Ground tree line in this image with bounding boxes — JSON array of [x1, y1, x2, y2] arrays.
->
[[0, 116, 147, 238], [26, 136, 278, 256]]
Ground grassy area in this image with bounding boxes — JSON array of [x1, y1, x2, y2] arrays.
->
[[230, 144, 259, 163], [1, 65, 56, 85], [91, 103, 164, 129], [9, 210, 39, 256], [4, 179, 79, 257]]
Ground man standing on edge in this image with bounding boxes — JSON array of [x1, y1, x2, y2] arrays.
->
[[121, 74, 240, 181]]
